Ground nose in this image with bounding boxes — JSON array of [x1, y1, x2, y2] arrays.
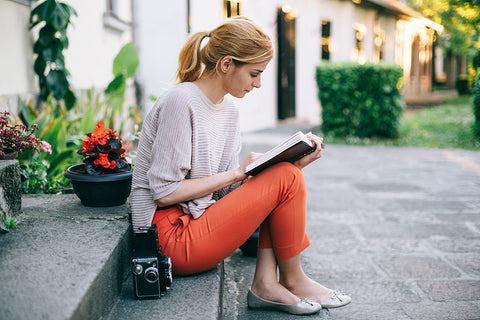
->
[[253, 76, 261, 88]]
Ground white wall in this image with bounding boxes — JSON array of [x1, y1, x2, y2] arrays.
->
[[63, 0, 133, 90], [379, 14, 397, 63], [0, 0, 133, 113], [133, 0, 186, 114], [0, 0, 35, 111]]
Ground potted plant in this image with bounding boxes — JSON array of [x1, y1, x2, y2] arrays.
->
[[0, 111, 52, 160], [64, 121, 132, 207]]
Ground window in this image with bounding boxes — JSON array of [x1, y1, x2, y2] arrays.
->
[[224, 0, 241, 18], [321, 20, 331, 61]]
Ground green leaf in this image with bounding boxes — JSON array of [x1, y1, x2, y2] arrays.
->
[[49, 1, 70, 30], [59, 3, 77, 18], [33, 41, 43, 54], [105, 74, 125, 94], [64, 89, 76, 110], [38, 24, 55, 46], [41, 115, 67, 154], [112, 43, 139, 78], [18, 97, 32, 127], [47, 148, 77, 178], [46, 70, 69, 100], [34, 56, 47, 76], [30, 0, 56, 23], [79, 107, 96, 134], [41, 39, 62, 61]]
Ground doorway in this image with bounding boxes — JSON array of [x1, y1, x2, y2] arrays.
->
[[277, 7, 296, 120]]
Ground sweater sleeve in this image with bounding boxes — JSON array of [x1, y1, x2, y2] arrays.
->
[[147, 94, 192, 201]]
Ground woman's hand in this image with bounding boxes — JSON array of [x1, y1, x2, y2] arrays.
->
[[236, 152, 264, 178], [293, 134, 324, 170]]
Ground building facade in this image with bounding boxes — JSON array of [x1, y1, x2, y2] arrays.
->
[[0, 0, 442, 133]]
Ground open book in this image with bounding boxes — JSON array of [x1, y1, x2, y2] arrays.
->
[[245, 131, 318, 176]]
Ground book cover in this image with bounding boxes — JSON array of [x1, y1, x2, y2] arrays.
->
[[245, 131, 316, 176]]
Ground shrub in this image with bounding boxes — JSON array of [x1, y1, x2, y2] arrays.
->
[[316, 62, 404, 138], [473, 75, 480, 138], [456, 74, 470, 95]]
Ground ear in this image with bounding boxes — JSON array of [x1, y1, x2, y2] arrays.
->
[[219, 56, 233, 73]]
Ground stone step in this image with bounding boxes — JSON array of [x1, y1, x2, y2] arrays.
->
[[106, 266, 222, 320], [0, 194, 131, 320], [222, 250, 332, 320]]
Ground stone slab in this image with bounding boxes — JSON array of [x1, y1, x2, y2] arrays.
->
[[401, 301, 480, 320], [416, 280, 480, 301], [0, 194, 131, 320], [447, 254, 480, 277], [374, 256, 461, 279], [222, 250, 331, 320]]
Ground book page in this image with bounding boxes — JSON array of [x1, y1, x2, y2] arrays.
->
[[245, 131, 313, 173]]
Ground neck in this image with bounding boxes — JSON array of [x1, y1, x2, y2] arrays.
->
[[193, 76, 226, 104]]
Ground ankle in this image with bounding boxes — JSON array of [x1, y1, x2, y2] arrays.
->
[[279, 274, 308, 291]]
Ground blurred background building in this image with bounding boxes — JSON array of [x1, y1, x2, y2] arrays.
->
[[0, 0, 448, 132]]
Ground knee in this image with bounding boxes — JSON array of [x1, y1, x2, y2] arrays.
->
[[267, 162, 306, 193], [270, 162, 302, 178]]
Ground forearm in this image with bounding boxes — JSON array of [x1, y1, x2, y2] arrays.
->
[[155, 168, 246, 207]]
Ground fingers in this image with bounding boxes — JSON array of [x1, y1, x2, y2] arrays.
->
[[308, 135, 324, 152]]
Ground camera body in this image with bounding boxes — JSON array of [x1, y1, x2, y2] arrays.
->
[[132, 225, 172, 299]]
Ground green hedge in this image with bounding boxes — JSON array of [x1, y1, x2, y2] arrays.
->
[[473, 74, 480, 139], [316, 62, 404, 138]]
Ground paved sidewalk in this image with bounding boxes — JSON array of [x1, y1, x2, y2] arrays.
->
[[222, 127, 480, 320]]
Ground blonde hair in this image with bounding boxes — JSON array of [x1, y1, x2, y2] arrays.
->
[[176, 17, 274, 83]]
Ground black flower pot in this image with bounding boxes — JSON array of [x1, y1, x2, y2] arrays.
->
[[240, 230, 259, 257], [64, 164, 132, 207]]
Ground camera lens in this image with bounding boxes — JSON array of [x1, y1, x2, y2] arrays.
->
[[144, 267, 159, 283]]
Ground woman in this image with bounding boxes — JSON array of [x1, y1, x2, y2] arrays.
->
[[131, 16, 351, 315]]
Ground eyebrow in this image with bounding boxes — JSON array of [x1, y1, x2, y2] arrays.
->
[[253, 69, 264, 73]]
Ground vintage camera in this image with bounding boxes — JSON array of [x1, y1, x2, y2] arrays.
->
[[132, 224, 172, 299]]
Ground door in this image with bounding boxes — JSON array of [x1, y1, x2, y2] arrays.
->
[[277, 7, 296, 120]]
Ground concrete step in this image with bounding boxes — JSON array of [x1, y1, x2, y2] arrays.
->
[[222, 250, 332, 320], [106, 266, 222, 320], [0, 194, 131, 320]]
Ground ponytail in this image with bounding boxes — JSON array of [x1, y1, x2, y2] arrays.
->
[[176, 31, 209, 83]]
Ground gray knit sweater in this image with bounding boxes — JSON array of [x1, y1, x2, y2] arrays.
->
[[131, 82, 242, 230]]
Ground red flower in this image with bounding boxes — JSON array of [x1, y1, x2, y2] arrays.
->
[[94, 153, 117, 169], [77, 120, 129, 174]]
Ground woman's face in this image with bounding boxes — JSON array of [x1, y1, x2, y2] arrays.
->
[[223, 60, 270, 98]]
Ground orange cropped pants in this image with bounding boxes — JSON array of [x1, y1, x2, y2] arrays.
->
[[152, 162, 311, 275]]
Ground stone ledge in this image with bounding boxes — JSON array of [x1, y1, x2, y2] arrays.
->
[[0, 160, 21, 231], [0, 194, 131, 320]]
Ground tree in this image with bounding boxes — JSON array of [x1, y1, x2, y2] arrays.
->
[[407, 0, 480, 72]]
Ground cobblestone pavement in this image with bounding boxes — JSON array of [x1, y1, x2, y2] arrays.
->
[[222, 130, 480, 320]]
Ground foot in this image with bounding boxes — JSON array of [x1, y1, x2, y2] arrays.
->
[[281, 276, 335, 302], [247, 290, 322, 315], [319, 291, 352, 308], [250, 281, 301, 305], [281, 277, 351, 308]]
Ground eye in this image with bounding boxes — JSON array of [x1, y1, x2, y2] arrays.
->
[[251, 73, 259, 78]]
